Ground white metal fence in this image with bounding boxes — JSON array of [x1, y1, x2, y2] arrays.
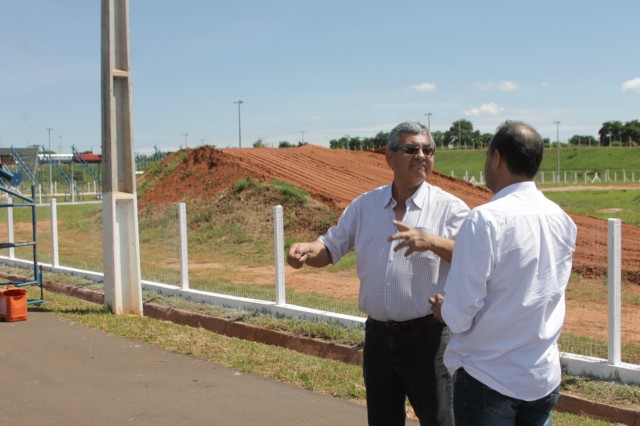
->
[[450, 170, 638, 186], [1, 199, 639, 384]]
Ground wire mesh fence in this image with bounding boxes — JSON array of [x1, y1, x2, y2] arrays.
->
[[183, 201, 278, 302], [138, 202, 181, 286], [0, 199, 638, 365], [284, 254, 362, 318], [560, 219, 610, 359]]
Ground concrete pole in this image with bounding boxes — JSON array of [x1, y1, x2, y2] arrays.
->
[[101, 0, 143, 315]]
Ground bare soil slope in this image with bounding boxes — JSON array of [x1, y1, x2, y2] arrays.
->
[[139, 145, 640, 282]]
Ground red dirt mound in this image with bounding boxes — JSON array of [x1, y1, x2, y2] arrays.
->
[[139, 145, 640, 283]]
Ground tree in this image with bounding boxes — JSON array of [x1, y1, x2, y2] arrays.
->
[[443, 119, 475, 149], [568, 135, 598, 147], [431, 131, 445, 148], [278, 141, 293, 148], [329, 136, 349, 149], [599, 121, 623, 146], [477, 133, 493, 149], [621, 119, 640, 144], [371, 131, 389, 149], [253, 138, 267, 148]]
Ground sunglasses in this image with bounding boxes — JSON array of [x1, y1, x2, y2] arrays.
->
[[391, 145, 436, 157]]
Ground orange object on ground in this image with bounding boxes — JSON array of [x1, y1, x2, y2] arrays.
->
[[0, 287, 28, 322]]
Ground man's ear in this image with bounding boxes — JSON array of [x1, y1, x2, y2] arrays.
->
[[385, 147, 394, 168], [491, 148, 503, 170]]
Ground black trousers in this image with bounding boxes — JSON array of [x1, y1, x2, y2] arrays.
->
[[363, 320, 454, 426]]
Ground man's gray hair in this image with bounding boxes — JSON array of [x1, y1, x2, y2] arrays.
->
[[387, 121, 432, 150]]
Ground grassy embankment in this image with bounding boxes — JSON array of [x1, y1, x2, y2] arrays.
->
[[434, 145, 640, 182], [435, 146, 640, 226]]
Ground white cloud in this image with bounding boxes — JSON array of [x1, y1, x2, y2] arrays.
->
[[473, 81, 520, 91], [622, 77, 640, 93], [463, 102, 504, 116], [497, 81, 519, 91], [408, 82, 437, 92]]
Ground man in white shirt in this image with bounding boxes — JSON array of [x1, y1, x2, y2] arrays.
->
[[288, 121, 469, 425], [429, 121, 577, 425]]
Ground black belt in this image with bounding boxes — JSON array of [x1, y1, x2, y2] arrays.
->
[[367, 314, 441, 333]]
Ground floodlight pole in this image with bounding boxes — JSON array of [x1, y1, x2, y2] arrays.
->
[[424, 112, 432, 131], [554, 121, 561, 182], [46, 127, 54, 196], [234, 100, 243, 148]]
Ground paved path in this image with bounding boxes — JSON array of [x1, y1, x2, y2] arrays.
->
[[1, 311, 418, 425]]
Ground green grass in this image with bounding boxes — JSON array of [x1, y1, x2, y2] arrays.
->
[[327, 250, 357, 272], [558, 333, 640, 366], [562, 372, 640, 415], [543, 189, 640, 226], [434, 146, 640, 179]]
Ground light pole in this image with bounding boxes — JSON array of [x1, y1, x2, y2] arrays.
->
[[234, 100, 243, 148], [424, 112, 432, 131], [300, 130, 305, 144], [183, 133, 188, 148], [46, 127, 54, 196], [554, 121, 561, 181]]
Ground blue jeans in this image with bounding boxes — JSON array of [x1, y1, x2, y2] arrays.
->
[[453, 368, 560, 426], [363, 320, 453, 426]]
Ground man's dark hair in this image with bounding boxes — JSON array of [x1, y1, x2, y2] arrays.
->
[[489, 121, 544, 178]]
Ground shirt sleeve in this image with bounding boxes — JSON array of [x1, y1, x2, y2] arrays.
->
[[441, 211, 493, 334], [444, 199, 470, 240], [318, 198, 359, 264]]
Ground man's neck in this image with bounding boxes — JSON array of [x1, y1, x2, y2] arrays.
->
[[392, 181, 423, 205], [491, 176, 533, 194]]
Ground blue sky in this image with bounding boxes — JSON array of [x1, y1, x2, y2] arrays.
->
[[1, 1, 638, 154]]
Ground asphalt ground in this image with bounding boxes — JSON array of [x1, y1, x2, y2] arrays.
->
[[1, 311, 421, 426]]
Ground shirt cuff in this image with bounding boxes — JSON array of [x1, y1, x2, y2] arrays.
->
[[441, 300, 473, 334]]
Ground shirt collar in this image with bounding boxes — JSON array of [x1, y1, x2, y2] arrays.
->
[[491, 181, 537, 202], [384, 181, 430, 209]]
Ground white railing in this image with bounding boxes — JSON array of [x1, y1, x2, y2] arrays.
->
[[450, 170, 638, 186], [1, 201, 639, 385]]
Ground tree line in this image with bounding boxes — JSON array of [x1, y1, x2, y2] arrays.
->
[[252, 119, 639, 149]]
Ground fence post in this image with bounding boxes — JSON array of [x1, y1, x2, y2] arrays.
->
[[178, 203, 189, 291], [51, 198, 59, 267], [273, 205, 286, 305], [608, 218, 622, 365], [7, 196, 15, 259]]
